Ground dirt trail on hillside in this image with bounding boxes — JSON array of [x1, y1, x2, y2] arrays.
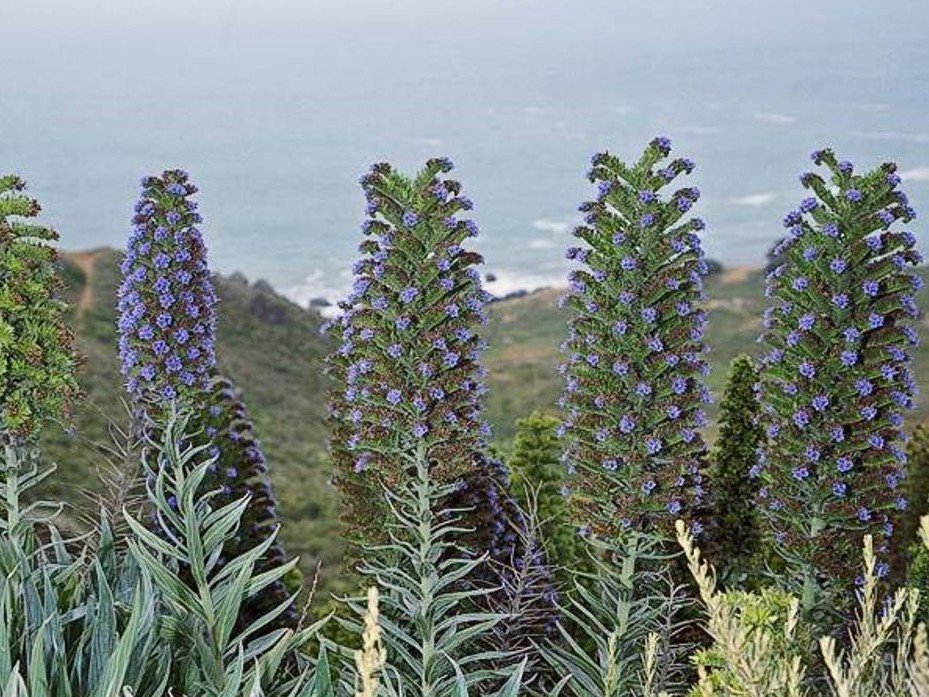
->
[[67, 250, 98, 317]]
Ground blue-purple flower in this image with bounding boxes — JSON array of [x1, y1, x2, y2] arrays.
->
[[757, 148, 919, 593], [118, 170, 216, 408], [560, 138, 711, 539]]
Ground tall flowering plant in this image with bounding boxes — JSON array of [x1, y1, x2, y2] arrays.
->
[[117, 170, 217, 409], [325, 158, 500, 550], [0, 174, 79, 445], [757, 148, 921, 599], [118, 171, 295, 633], [559, 137, 712, 540]]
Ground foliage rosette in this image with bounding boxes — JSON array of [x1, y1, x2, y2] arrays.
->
[[0, 174, 79, 444], [117, 170, 217, 409], [325, 158, 495, 547], [558, 137, 712, 540], [757, 148, 921, 588]]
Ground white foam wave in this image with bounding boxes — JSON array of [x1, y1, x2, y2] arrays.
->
[[284, 269, 348, 318], [900, 167, 929, 182], [532, 218, 571, 234], [727, 192, 777, 207], [283, 263, 568, 318], [754, 112, 796, 125], [412, 137, 443, 147], [528, 238, 557, 249], [484, 268, 564, 298]]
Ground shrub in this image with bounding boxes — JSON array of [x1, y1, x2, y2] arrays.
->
[[558, 136, 712, 541], [0, 173, 79, 445], [0, 410, 326, 696], [756, 149, 921, 617], [330, 440, 527, 697], [679, 517, 927, 697], [200, 374, 299, 631], [539, 534, 695, 697]]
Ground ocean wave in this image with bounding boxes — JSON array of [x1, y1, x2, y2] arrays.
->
[[283, 264, 568, 318], [532, 218, 571, 234], [727, 192, 777, 207], [754, 112, 796, 125], [483, 268, 565, 298], [675, 125, 724, 135], [900, 166, 929, 182], [528, 238, 557, 249]]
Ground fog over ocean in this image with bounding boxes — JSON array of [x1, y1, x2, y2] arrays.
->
[[3, 0, 929, 305]]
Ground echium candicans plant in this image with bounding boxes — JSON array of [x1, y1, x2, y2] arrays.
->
[[325, 157, 499, 551], [118, 171, 295, 633], [117, 169, 217, 411], [756, 148, 922, 603], [559, 137, 712, 541], [0, 173, 79, 445]]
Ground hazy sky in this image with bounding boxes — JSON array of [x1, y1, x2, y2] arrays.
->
[[4, 0, 929, 289], [6, 0, 928, 41]]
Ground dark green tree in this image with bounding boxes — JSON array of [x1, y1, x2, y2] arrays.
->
[[900, 425, 929, 552], [508, 411, 579, 574], [903, 424, 929, 617], [705, 354, 762, 587]]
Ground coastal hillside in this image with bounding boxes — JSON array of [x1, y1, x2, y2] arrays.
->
[[44, 250, 929, 594]]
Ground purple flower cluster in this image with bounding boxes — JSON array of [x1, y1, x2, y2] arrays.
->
[[326, 158, 497, 547], [562, 138, 711, 539], [758, 148, 920, 586], [117, 170, 217, 405]]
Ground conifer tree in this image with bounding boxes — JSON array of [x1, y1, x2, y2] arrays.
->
[[902, 424, 929, 601], [705, 354, 762, 586], [508, 411, 579, 573], [901, 425, 929, 553]]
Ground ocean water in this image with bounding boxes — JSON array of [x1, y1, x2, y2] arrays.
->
[[2, 1, 929, 307]]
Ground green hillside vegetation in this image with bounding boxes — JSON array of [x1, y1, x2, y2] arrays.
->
[[43, 249, 929, 596]]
